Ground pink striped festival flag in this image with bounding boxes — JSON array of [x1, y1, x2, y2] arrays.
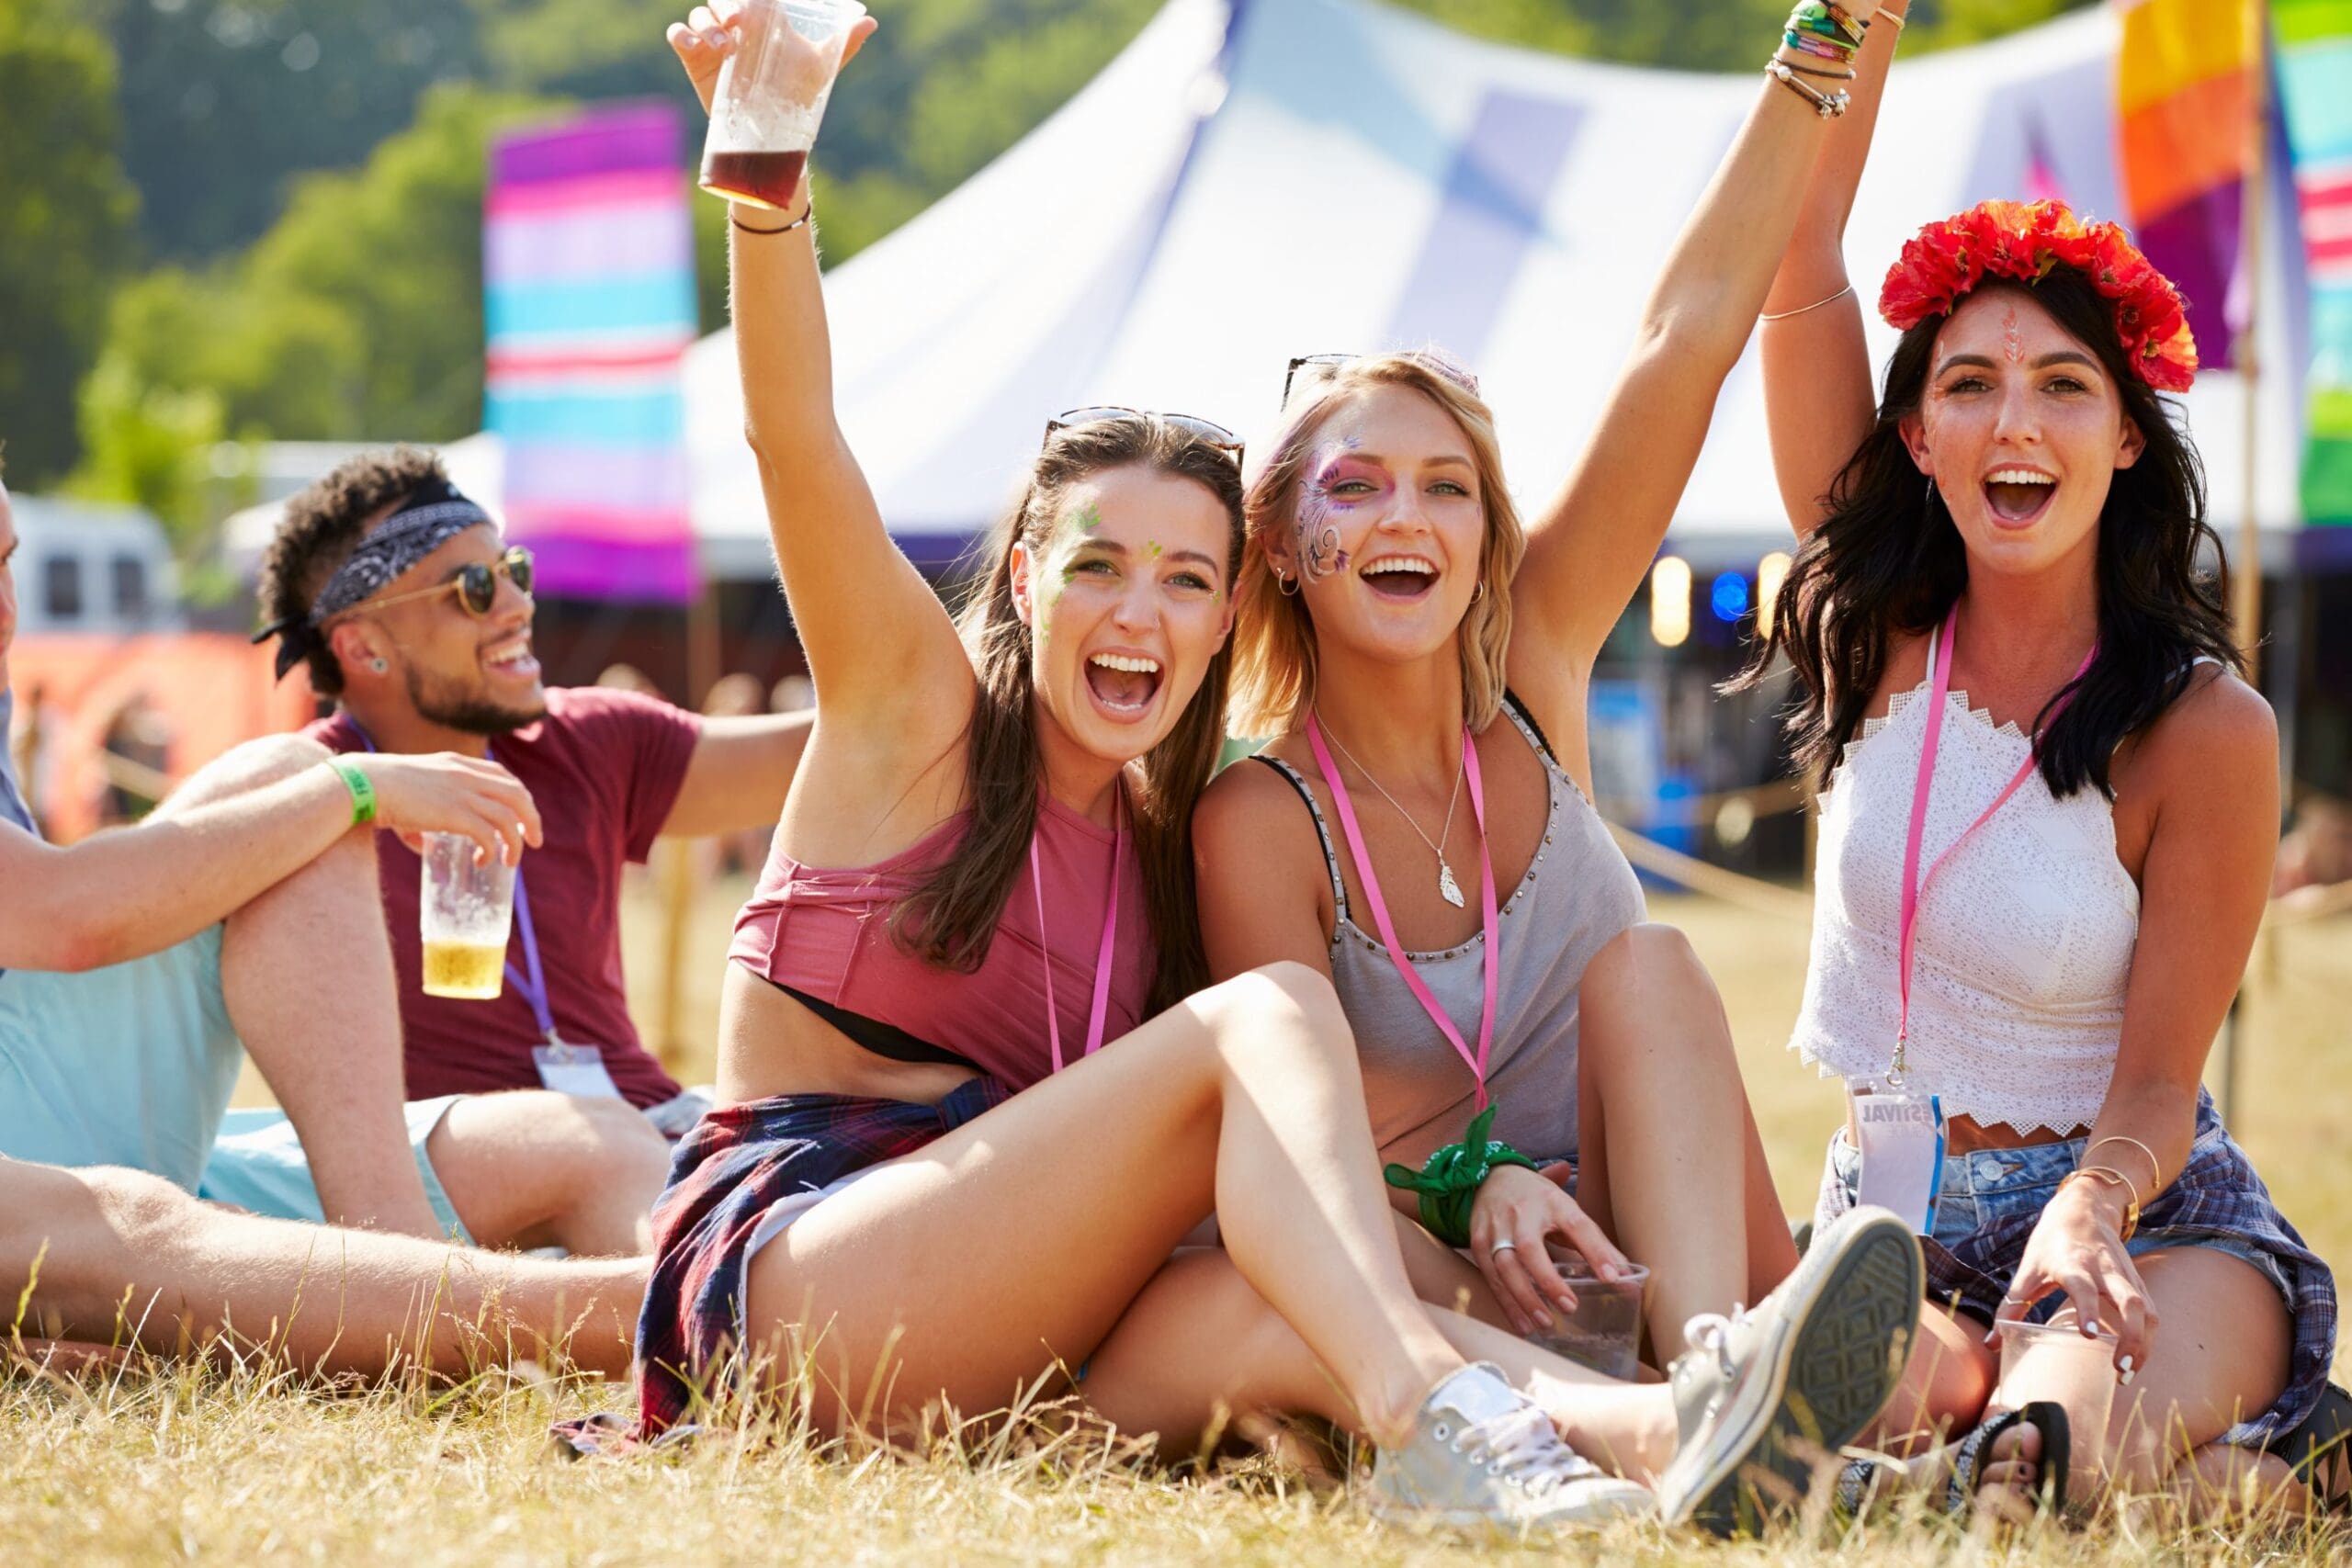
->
[[484, 101, 701, 602]]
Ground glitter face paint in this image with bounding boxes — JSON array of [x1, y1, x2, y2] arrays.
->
[[1295, 436, 1363, 582]]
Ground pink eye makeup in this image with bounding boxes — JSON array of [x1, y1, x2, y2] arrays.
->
[[1295, 437, 1364, 582]]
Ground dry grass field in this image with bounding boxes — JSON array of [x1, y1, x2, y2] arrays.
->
[[8, 875, 2346, 1566]]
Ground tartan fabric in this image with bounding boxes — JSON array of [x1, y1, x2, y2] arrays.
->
[[1817, 1092, 2337, 1451], [630, 1077, 1012, 1438]]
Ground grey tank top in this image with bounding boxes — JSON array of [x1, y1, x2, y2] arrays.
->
[[1253, 696, 1645, 1168]]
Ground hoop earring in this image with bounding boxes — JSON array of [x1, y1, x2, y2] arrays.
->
[[1923, 477, 1940, 530], [1276, 570, 1301, 598], [1471, 581, 1486, 603]]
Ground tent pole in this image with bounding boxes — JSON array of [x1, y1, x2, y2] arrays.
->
[[2221, 0, 2272, 1128]]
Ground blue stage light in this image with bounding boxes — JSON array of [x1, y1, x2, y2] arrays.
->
[[1710, 571, 1749, 623]]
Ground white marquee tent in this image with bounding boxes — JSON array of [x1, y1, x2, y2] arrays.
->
[[230, 0, 2312, 581]]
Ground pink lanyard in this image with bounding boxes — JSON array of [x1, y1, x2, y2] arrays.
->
[[1890, 604, 2096, 1085], [1028, 791, 1125, 1075], [1304, 716, 1500, 1109]]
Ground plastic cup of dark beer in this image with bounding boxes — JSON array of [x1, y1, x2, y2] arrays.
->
[[700, 0, 867, 210]]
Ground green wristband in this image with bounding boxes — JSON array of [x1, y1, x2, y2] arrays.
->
[[1382, 1101, 1540, 1249], [325, 757, 376, 826]]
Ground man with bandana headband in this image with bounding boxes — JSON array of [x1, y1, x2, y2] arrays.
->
[[0, 450, 637, 1255], [209, 446, 812, 1247]]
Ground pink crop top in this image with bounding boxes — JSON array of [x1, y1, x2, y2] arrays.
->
[[729, 796, 1154, 1090]]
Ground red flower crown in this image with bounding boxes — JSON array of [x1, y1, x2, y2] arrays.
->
[[1877, 199, 2198, 393]]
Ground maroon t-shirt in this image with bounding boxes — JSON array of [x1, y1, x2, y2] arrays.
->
[[311, 686, 703, 1110]]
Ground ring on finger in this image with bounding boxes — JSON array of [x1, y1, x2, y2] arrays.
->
[[1488, 1239, 1518, 1260]]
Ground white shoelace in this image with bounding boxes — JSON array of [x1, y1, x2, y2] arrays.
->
[[1680, 1303, 1752, 1382], [1458, 1405, 1606, 1495]]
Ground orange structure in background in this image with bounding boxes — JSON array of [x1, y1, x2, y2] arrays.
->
[[7, 633, 318, 841]]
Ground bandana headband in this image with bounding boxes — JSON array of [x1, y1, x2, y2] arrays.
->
[[253, 479, 495, 681]]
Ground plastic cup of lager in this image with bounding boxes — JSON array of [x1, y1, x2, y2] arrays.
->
[[419, 831, 514, 1000], [1991, 1316, 2120, 1500], [1527, 1247, 1650, 1382], [699, 0, 868, 211]]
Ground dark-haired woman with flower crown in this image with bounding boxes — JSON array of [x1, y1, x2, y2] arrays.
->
[[1748, 10, 2338, 1521]]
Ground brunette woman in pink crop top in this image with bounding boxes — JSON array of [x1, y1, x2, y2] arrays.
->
[[626, 11, 1941, 1533]]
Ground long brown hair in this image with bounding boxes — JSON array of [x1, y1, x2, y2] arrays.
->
[[890, 415, 1246, 1014], [1228, 355, 1523, 738], [1734, 272, 2239, 796]]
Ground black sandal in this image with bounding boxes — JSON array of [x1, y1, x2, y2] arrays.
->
[[1834, 1401, 2070, 1523]]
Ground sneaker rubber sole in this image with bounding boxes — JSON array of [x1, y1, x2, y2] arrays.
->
[[1666, 1210, 1924, 1537]]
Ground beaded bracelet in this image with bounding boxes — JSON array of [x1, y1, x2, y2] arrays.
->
[[1382, 1102, 1540, 1249], [1785, 28, 1855, 62]]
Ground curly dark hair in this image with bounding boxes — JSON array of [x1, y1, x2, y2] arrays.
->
[[258, 446, 447, 696], [1735, 270, 2241, 799]]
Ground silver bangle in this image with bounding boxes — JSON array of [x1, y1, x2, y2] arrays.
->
[[1768, 58, 1851, 118], [1762, 282, 1857, 321]]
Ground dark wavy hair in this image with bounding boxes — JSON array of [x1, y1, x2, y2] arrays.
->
[[1736, 271, 2240, 797], [890, 415, 1245, 1015]]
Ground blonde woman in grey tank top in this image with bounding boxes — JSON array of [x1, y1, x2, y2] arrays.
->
[[1185, 348, 1807, 1371]]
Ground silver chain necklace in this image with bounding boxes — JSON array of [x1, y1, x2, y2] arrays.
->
[[1315, 715, 1469, 908]]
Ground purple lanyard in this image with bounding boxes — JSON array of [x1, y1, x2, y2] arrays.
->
[[343, 717, 559, 1043]]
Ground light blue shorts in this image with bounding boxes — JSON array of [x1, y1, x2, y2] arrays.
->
[[200, 1098, 473, 1244], [0, 927, 242, 1192]]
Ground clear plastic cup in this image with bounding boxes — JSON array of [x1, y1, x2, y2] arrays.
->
[[419, 832, 514, 1000], [1526, 1247, 1651, 1382], [698, 0, 867, 211], [1990, 1317, 2119, 1498]]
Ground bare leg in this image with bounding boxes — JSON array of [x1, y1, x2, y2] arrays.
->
[[159, 736, 438, 1238], [1082, 1242, 1681, 1482], [2083, 1247, 2293, 1500], [425, 1092, 671, 1256], [1574, 924, 1798, 1360], [1847, 1303, 2046, 1513], [2, 1160, 641, 1376], [744, 963, 1464, 1444], [2164, 1441, 2311, 1526]]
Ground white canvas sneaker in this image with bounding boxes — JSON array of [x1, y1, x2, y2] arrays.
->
[[1363, 1363, 1656, 1531], [1655, 1204, 1924, 1536]]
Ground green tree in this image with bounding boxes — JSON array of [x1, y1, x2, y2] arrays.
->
[[72, 83, 558, 529], [107, 0, 481, 262], [0, 0, 138, 487]]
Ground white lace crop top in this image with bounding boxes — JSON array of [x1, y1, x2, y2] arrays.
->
[[1787, 628, 2144, 1134]]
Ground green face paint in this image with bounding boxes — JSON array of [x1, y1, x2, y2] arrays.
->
[[1143, 540, 1163, 561], [1070, 502, 1105, 535]]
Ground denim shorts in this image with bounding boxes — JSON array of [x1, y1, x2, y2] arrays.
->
[[1817, 1092, 2337, 1450]]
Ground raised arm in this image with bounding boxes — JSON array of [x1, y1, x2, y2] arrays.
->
[[670, 8, 972, 743], [1512, 6, 1898, 693], [1759, 0, 1908, 537]]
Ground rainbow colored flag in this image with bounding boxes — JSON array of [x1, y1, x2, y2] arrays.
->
[[483, 102, 701, 602], [2276, 0, 2352, 525], [2113, 0, 2256, 368]]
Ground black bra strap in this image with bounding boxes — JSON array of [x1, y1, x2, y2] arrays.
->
[[1500, 688, 1557, 764], [767, 977, 981, 1071], [1249, 753, 1350, 921]]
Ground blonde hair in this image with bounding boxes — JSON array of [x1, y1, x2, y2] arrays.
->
[[1227, 355, 1524, 738]]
